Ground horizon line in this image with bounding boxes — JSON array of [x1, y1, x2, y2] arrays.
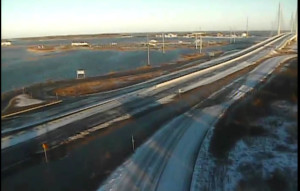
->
[[2, 29, 288, 40]]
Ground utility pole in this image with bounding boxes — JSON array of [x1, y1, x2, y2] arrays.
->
[[131, 135, 135, 151], [147, 34, 150, 66], [233, 28, 236, 43], [199, 35, 202, 53], [229, 28, 232, 43], [162, 33, 165, 54], [199, 27, 202, 53], [246, 17, 249, 37], [277, 3, 281, 35], [195, 33, 198, 49]]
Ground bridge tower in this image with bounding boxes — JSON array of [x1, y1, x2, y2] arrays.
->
[[296, 8, 298, 41], [277, 3, 281, 35], [290, 13, 294, 33]]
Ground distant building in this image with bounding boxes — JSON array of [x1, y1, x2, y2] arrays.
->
[[1, 41, 11, 46], [208, 52, 215, 57], [37, 45, 44, 49], [71, 42, 89, 46], [155, 34, 163, 38], [77, 69, 85, 79], [178, 40, 183, 44], [241, 32, 248, 37], [217, 32, 224, 37], [110, 42, 117, 46], [149, 39, 157, 46], [183, 34, 192, 38], [165, 33, 177, 38], [191, 32, 205, 37]]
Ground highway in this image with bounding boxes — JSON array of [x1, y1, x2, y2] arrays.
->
[[1, 33, 297, 191], [1, 33, 293, 149], [0, 34, 285, 132], [2, 36, 288, 130], [0, 33, 294, 151]]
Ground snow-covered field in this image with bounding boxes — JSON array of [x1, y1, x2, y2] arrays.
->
[[191, 100, 297, 191], [191, 55, 298, 190]]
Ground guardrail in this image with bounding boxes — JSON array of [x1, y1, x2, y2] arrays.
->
[[278, 34, 297, 50], [155, 33, 289, 89], [1, 100, 63, 120]]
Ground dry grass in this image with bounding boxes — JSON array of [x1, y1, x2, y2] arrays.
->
[[181, 53, 205, 61], [27, 46, 56, 53], [55, 71, 162, 96]]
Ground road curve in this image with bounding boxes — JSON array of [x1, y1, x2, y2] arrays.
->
[[99, 54, 297, 191]]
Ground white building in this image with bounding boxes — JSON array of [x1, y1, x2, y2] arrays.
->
[[217, 32, 224, 37], [208, 52, 215, 57], [191, 32, 205, 37], [77, 69, 85, 79], [165, 33, 177, 38], [71, 42, 89, 46], [149, 40, 157, 46], [1, 41, 11, 46], [183, 34, 192, 38], [241, 32, 248, 37]]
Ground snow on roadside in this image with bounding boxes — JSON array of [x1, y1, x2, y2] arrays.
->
[[14, 94, 44, 107], [191, 55, 298, 191], [225, 110, 297, 191], [155, 105, 227, 191], [191, 103, 297, 191]]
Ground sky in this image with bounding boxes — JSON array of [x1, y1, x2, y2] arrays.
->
[[1, 0, 298, 39]]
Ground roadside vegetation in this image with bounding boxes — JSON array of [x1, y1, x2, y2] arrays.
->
[[209, 58, 298, 191]]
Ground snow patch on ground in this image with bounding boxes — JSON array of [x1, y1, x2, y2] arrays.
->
[[13, 94, 44, 107], [191, 100, 298, 191], [227, 112, 297, 189]]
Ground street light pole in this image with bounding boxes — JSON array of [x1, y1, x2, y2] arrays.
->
[[162, 33, 165, 54], [147, 34, 150, 66], [195, 34, 198, 49]]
